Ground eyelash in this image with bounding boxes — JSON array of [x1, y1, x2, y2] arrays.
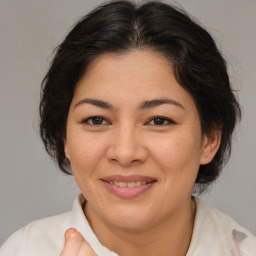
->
[[82, 116, 175, 126], [147, 116, 176, 126], [82, 116, 110, 126]]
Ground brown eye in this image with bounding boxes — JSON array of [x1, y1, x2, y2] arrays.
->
[[148, 117, 175, 126], [83, 116, 109, 125], [92, 117, 104, 125], [153, 118, 166, 125]]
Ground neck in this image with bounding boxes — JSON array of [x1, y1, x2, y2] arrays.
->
[[85, 198, 196, 256]]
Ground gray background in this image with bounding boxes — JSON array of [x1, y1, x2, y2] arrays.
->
[[0, 0, 255, 246]]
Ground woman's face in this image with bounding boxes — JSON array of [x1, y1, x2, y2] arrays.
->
[[64, 50, 219, 230]]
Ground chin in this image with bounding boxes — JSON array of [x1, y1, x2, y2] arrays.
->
[[102, 205, 157, 230], [110, 216, 152, 230]]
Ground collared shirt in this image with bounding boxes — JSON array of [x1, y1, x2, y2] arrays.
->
[[1, 194, 255, 256]]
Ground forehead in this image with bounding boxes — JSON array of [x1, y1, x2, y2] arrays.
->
[[80, 49, 173, 85], [72, 49, 195, 109]]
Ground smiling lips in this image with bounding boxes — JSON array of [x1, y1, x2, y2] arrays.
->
[[101, 175, 157, 198], [108, 180, 148, 187]]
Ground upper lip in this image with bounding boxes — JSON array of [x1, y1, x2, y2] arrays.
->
[[101, 175, 157, 183]]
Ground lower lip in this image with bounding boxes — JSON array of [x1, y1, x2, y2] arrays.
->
[[102, 181, 156, 199]]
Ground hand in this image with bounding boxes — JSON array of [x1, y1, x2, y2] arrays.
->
[[60, 228, 97, 256]]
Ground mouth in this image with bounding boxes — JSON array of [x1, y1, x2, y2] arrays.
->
[[104, 180, 155, 187], [100, 175, 157, 198]]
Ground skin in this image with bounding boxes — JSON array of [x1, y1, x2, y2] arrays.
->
[[63, 49, 221, 256], [61, 229, 96, 256]]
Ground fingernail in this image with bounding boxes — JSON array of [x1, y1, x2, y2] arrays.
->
[[65, 228, 77, 239]]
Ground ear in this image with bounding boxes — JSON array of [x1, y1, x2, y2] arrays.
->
[[200, 130, 221, 165], [64, 139, 70, 160]]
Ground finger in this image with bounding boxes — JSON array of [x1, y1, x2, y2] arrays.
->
[[78, 239, 97, 256], [60, 228, 85, 256]]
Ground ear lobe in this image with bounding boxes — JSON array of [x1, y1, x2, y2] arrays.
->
[[64, 140, 70, 160], [200, 130, 221, 165]]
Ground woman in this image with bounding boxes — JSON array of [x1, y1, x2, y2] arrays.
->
[[1, 1, 255, 255]]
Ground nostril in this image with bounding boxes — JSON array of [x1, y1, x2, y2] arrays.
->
[[131, 159, 140, 163]]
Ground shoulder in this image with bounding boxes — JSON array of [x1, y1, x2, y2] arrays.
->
[[195, 198, 256, 256], [0, 211, 72, 256]]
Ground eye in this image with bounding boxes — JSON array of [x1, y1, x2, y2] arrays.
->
[[147, 117, 175, 126], [82, 116, 109, 125]]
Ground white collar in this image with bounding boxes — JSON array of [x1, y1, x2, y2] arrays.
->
[[70, 194, 118, 256]]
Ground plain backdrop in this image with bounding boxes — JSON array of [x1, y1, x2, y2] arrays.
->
[[0, 0, 255, 246]]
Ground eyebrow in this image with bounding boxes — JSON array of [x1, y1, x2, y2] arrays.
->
[[74, 98, 113, 110], [74, 98, 184, 110], [138, 98, 184, 110]]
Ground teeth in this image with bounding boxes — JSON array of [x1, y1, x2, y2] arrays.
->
[[119, 182, 126, 187], [128, 182, 136, 188], [136, 181, 142, 186], [109, 181, 150, 187]]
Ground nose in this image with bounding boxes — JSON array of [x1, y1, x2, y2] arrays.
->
[[106, 124, 148, 166]]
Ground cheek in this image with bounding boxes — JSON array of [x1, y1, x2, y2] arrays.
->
[[67, 133, 106, 177], [150, 132, 202, 178], [67, 134, 108, 199]]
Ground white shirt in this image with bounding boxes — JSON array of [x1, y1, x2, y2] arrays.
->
[[1, 194, 255, 256]]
